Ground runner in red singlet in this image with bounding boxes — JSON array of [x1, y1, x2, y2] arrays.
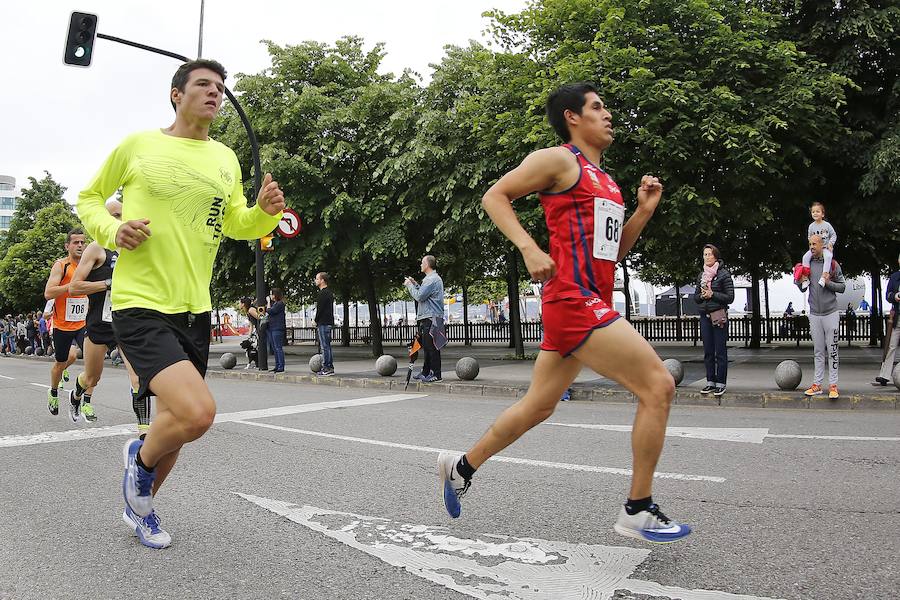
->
[[437, 83, 691, 543]]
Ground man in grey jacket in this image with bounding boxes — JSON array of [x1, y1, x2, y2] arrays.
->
[[795, 235, 846, 398], [404, 255, 444, 382]]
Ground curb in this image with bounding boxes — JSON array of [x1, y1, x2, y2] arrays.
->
[[4, 353, 896, 411], [204, 368, 897, 411]]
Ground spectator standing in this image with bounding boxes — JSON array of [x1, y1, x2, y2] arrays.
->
[[404, 255, 444, 383], [314, 272, 335, 376], [875, 254, 900, 386], [692, 244, 735, 396], [795, 235, 846, 398], [267, 288, 286, 373]]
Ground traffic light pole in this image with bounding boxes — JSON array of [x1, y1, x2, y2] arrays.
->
[[92, 32, 269, 369]]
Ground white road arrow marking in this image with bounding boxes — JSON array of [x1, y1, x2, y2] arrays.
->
[[0, 394, 424, 448], [238, 493, 785, 600]]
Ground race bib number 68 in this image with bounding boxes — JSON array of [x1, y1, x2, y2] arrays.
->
[[593, 197, 624, 261]]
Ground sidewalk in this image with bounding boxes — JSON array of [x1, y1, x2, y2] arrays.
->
[[206, 337, 898, 410]]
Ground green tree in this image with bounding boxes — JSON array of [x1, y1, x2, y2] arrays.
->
[[214, 38, 425, 356], [0, 203, 81, 312], [0, 172, 68, 254], [487, 0, 852, 346]]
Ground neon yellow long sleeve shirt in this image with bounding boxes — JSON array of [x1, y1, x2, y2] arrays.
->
[[77, 129, 281, 314]]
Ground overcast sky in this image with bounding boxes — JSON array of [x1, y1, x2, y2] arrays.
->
[[3, 1, 883, 310], [3, 0, 527, 205]]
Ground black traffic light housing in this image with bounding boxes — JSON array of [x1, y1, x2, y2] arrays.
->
[[63, 12, 98, 66]]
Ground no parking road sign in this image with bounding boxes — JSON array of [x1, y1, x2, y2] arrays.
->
[[276, 208, 302, 238]]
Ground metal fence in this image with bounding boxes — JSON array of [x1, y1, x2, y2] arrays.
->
[[286, 314, 889, 347]]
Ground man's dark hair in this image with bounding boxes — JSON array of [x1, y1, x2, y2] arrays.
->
[[317, 272, 330, 285], [271, 288, 284, 301], [546, 83, 599, 142], [170, 59, 227, 111], [703, 244, 722, 261], [66, 228, 84, 243]]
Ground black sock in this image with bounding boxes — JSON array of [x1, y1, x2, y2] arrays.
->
[[50, 388, 58, 398], [135, 450, 155, 472], [75, 375, 86, 398], [456, 455, 476, 480], [625, 496, 653, 515], [82, 393, 91, 405]]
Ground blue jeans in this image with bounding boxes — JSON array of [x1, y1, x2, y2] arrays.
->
[[699, 311, 728, 385], [267, 328, 285, 371], [317, 324, 333, 370]]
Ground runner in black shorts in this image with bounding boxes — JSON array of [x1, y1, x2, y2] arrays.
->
[[69, 199, 147, 427], [43, 229, 88, 415], [77, 59, 285, 549]]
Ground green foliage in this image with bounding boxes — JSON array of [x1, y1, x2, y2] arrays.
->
[[487, 0, 851, 283], [0, 203, 80, 312], [0, 172, 69, 254]]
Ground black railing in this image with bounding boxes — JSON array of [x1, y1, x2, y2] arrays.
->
[[285, 315, 889, 347]]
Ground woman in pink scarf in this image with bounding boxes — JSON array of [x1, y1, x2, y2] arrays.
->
[[692, 244, 735, 396]]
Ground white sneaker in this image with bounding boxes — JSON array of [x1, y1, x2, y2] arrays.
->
[[437, 452, 470, 519], [68, 389, 81, 423], [123, 506, 171, 549], [122, 438, 155, 517], [613, 504, 692, 543]]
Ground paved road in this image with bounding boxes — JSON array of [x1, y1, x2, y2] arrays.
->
[[1, 357, 897, 599]]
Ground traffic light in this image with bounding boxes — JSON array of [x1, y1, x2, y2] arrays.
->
[[261, 234, 275, 252], [64, 12, 98, 67]]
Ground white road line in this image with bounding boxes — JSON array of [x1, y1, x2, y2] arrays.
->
[[29, 383, 50, 389], [0, 374, 14, 380], [214, 394, 424, 423], [232, 420, 726, 483], [547, 422, 770, 444], [239, 494, 782, 600], [0, 394, 425, 449], [767, 434, 900, 442], [548, 423, 900, 444]]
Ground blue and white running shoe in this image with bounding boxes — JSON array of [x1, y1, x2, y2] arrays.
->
[[437, 452, 470, 519], [613, 504, 692, 543], [123, 506, 171, 549], [122, 438, 155, 517]]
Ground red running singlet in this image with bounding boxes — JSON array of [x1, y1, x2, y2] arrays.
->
[[538, 144, 625, 306]]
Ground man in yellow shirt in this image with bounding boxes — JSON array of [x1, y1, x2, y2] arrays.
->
[[78, 59, 284, 549]]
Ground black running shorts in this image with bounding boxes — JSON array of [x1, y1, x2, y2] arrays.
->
[[112, 308, 210, 401], [85, 321, 116, 347], [52, 328, 85, 363]]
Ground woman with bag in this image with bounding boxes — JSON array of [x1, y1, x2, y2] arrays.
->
[[693, 244, 735, 396]]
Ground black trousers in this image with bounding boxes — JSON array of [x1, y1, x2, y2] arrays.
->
[[417, 318, 441, 378], [699, 311, 728, 385]]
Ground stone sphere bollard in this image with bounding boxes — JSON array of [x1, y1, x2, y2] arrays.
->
[[775, 360, 803, 390], [893, 362, 900, 391], [35, 347, 45, 356], [309, 354, 324, 373], [376, 355, 398, 376], [455, 357, 480, 381], [220, 352, 237, 369], [25, 346, 34, 355], [662, 358, 684, 386]]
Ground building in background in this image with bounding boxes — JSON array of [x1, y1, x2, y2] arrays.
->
[[0, 175, 16, 232]]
